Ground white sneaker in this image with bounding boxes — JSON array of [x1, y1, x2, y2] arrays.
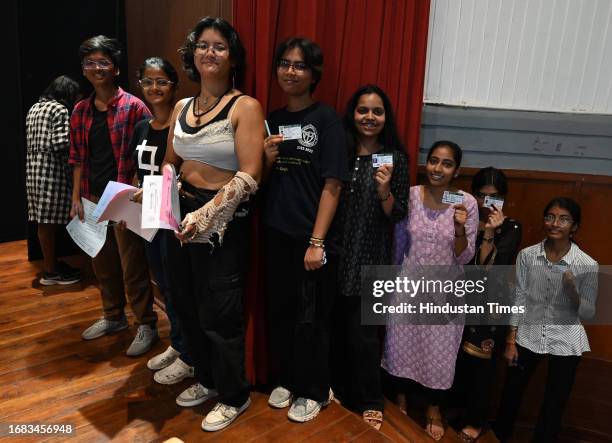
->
[[176, 383, 218, 407], [202, 398, 251, 432], [153, 358, 194, 385], [268, 386, 292, 408], [147, 346, 180, 370], [287, 389, 334, 423]]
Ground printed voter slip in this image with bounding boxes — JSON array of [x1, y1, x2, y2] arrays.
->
[[483, 195, 504, 210], [372, 153, 393, 168], [442, 190, 464, 205], [278, 124, 302, 140]]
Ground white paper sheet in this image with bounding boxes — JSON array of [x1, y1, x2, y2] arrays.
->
[[142, 165, 181, 231], [66, 198, 108, 258], [95, 181, 158, 242], [92, 181, 135, 221], [142, 175, 164, 229]]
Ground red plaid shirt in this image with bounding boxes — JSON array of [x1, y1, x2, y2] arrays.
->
[[69, 87, 151, 198]]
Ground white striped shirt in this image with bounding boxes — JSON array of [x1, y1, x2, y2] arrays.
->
[[512, 241, 598, 356]]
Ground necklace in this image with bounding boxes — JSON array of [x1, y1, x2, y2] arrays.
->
[[192, 87, 232, 124]]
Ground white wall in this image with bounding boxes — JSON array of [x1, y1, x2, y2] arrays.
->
[[424, 0, 612, 114]]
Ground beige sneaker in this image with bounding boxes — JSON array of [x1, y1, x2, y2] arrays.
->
[[202, 398, 251, 431], [153, 358, 194, 385], [176, 383, 218, 407], [147, 346, 180, 370]]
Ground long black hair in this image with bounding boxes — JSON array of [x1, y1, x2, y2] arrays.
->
[[343, 84, 405, 159], [471, 166, 508, 196], [40, 75, 81, 110]]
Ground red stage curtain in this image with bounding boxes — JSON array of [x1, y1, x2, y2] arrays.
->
[[234, 0, 431, 385]]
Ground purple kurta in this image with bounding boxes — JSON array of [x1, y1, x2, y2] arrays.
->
[[382, 186, 478, 389]]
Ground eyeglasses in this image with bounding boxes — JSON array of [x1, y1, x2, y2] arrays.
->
[[544, 214, 574, 227], [82, 59, 114, 70], [139, 78, 174, 88], [475, 191, 501, 199], [194, 42, 228, 53], [277, 59, 309, 73]]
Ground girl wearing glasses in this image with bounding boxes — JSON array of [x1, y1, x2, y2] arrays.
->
[[332, 84, 409, 430], [382, 141, 478, 441], [495, 197, 598, 442], [127, 57, 195, 387], [263, 37, 348, 423], [162, 17, 264, 431], [450, 167, 521, 442]]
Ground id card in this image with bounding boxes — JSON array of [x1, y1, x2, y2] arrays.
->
[[372, 154, 393, 168], [552, 263, 569, 274], [442, 190, 464, 205], [279, 124, 302, 140], [484, 196, 504, 210]]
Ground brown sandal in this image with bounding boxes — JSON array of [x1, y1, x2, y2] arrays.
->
[[425, 415, 445, 441], [363, 410, 383, 431], [458, 428, 482, 442]]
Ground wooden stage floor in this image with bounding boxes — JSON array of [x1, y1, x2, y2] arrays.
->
[[0, 240, 502, 442]]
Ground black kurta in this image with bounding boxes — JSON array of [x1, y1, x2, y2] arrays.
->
[[338, 148, 410, 297]]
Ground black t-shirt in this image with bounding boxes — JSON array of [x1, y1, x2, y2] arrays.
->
[[129, 119, 169, 186], [89, 106, 117, 197], [263, 102, 349, 249]]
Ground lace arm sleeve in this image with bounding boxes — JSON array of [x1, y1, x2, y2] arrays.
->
[[182, 171, 258, 245]]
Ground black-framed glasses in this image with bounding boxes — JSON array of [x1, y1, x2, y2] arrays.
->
[[544, 214, 574, 227], [194, 42, 228, 53], [139, 78, 174, 88], [82, 59, 113, 70], [277, 59, 309, 73]]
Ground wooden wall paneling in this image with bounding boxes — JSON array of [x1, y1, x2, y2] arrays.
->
[[490, 356, 612, 441], [576, 182, 612, 361], [576, 182, 612, 263], [125, 0, 233, 101], [502, 176, 578, 249]]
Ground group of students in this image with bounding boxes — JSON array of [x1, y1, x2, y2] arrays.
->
[[25, 16, 598, 441]]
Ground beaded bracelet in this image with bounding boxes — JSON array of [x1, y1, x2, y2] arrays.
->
[[309, 237, 325, 248]]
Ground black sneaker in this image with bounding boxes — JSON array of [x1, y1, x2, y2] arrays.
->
[[39, 271, 81, 286], [56, 261, 82, 279]]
